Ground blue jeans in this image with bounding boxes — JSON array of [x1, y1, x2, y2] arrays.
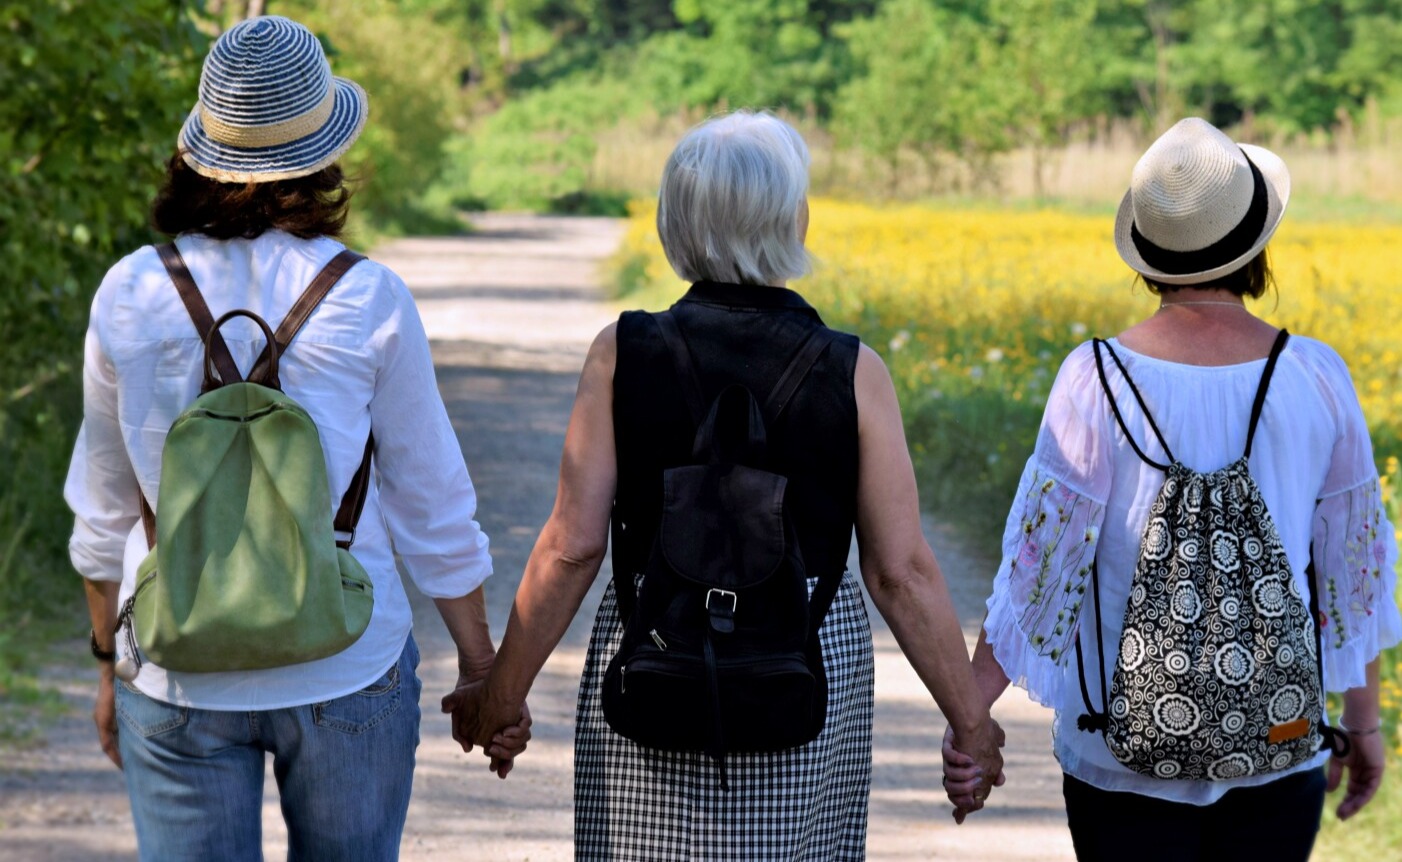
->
[[116, 636, 421, 862]]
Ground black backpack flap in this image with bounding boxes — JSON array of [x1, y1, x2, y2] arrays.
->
[[661, 383, 787, 591], [660, 463, 787, 592]]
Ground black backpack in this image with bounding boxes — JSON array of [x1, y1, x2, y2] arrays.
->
[[602, 311, 843, 789]]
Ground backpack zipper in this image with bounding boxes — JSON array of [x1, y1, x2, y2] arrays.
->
[[649, 629, 668, 650], [623, 652, 810, 679]]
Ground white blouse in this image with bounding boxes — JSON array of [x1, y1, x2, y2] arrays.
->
[[65, 231, 493, 710], [985, 335, 1401, 805]]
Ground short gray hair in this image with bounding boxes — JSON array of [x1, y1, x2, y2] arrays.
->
[[657, 111, 811, 286]]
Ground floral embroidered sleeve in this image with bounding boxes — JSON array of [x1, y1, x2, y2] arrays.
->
[[985, 344, 1111, 707], [1311, 478, 1401, 691], [1308, 346, 1402, 692]]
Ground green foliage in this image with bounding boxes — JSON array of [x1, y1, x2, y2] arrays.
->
[[439, 74, 647, 211], [832, 0, 1010, 187], [442, 0, 1402, 211], [281, 0, 469, 236], [0, 0, 207, 635]]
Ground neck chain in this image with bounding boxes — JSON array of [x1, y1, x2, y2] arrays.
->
[[1158, 300, 1247, 310]]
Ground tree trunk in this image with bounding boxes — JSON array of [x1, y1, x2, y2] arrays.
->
[[1031, 143, 1045, 201], [246, 0, 266, 18], [1147, 2, 1173, 132], [496, 1, 515, 76]]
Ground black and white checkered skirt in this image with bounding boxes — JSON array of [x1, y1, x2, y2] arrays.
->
[[574, 570, 875, 861]]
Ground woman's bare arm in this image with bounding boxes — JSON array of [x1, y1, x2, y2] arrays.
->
[[456, 324, 619, 739], [851, 345, 1003, 798]]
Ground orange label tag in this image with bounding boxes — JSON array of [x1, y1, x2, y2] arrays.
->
[[1268, 718, 1310, 744]]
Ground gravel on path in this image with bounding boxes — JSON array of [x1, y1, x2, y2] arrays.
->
[[0, 214, 1072, 861]]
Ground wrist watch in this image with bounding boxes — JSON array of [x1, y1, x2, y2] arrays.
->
[[90, 629, 117, 663]]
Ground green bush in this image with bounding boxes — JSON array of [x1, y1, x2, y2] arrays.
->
[[0, 1, 207, 644]]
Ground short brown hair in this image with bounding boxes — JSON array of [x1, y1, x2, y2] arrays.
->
[[152, 153, 352, 240], [1141, 248, 1274, 299]]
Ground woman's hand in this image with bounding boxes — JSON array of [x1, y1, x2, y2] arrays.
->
[[94, 665, 122, 769], [1328, 727, 1386, 820], [942, 721, 1006, 823], [440, 679, 532, 779]]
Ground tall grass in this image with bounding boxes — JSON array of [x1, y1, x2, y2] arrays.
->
[[574, 112, 1402, 214]]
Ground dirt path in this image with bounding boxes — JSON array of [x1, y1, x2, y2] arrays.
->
[[0, 214, 1071, 861]]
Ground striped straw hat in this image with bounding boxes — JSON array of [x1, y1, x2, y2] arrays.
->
[[178, 16, 368, 184], [1114, 118, 1290, 286]]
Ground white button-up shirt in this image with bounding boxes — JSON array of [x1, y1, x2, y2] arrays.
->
[[65, 230, 492, 710]]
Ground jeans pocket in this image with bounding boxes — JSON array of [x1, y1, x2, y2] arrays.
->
[[116, 681, 190, 738], [312, 663, 403, 735]]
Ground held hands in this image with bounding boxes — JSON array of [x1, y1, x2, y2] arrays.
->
[[440, 678, 532, 779], [941, 720, 1006, 824], [1328, 727, 1386, 820]]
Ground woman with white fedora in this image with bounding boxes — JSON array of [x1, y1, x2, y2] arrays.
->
[[941, 117, 1399, 859], [66, 16, 525, 861]]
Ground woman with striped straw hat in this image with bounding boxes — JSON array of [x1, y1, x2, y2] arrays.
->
[[67, 16, 527, 860]]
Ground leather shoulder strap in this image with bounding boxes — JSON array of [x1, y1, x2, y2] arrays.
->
[[248, 249, 366, 384], [334, 433, 375, 548], [763, 328, 840, 425], [156, 242, 241, 388]]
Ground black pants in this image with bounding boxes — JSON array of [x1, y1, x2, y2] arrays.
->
[[1063, 768, 1327, 862]]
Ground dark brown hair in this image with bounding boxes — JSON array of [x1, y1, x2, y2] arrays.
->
[[151, 153, 352, 240], [1141, 248, 1275, 299]]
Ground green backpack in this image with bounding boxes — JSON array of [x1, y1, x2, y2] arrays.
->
[[114, 243, 375, 681]]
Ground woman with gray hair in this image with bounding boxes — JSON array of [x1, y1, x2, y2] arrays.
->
[[446, 110, 1004, 858]]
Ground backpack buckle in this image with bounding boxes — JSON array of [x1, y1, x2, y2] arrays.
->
[[705, 589, 737, 634]]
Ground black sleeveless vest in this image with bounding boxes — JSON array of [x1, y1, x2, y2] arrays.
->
[[611, 282, 861, 601]]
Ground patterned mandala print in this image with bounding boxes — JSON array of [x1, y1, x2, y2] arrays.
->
[[1269, 685, 1306, 724], [1153, 694, 1202, 735], [1131, 583, 1147, 608], [1210, 529, 1240, 573], [1208, 752, 1255, 780], [1242, 536, 1265, 561], [1101, 460, 1324, 781], [1111, 696, 1130, 719], [1176, 537, 1200, 564], [1164, 650, 1191, 675], [1143, 517, 1173, 561], [1119, 628, 1147, 672], [1252, 577, 1289, 618], [1214, 642, 1256, 685], [1185, 481, 1203, 513], [1170, 581, 1202, 623]]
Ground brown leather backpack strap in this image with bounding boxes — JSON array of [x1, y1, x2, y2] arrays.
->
[[334, 434, 375, 548], [247, 249, 366, 385], [245, 247, 372, 547], [156, 242, 242, 389], [139, 493, 156, 549]]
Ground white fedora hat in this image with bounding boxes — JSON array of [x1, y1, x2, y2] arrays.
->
[[1114, 118, 1290, 286], [178, 16, 368, 184]]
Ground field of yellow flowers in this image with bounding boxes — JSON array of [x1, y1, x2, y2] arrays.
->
[[609, 198, 1402, 794]]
